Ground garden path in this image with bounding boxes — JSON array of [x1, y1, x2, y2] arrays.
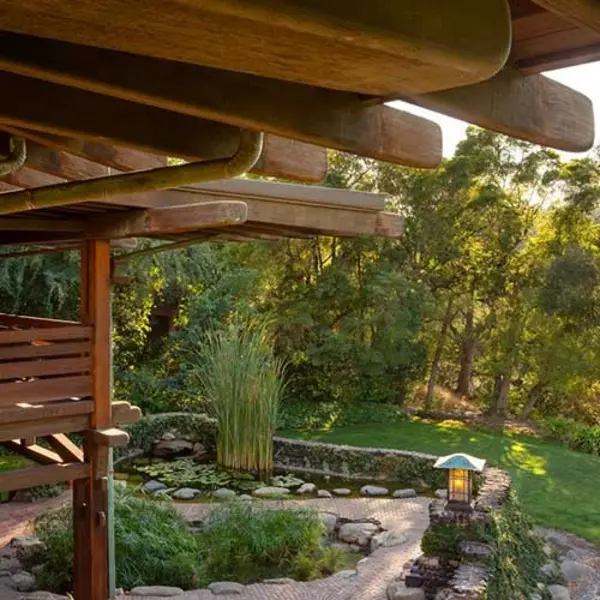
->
[[133, 496, 431, 600]]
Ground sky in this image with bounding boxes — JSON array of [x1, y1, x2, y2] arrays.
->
[[389, 62, 600, 159]]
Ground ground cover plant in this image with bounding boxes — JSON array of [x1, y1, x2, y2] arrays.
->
[[284, 418, 600, 544], [30, 492, 342, 594]]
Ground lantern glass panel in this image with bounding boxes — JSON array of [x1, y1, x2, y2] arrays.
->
[[448, 468, 471, 504]]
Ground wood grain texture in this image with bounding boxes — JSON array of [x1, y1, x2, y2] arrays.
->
[[0, 72, 326, 182], [0, 412, 90, 442], [0, 462, 90, 492], [0, 166, 63, 188], [0, 399, 93, 424], [411, 68, 595, 152], [90, 427, 129, 448], [0, 0, 511, 95], [530, 0, 600, 34], [88, 202, 248, 239], [0, 33, 440, 167], [0, 312, 80, 327], [2, 440, 63, 465], [0, 356, 90, 380], [0, 325, 91, 345], [46, 433, 84, 463], [0, 375, 93, 407], [0, 341, 89, 361]]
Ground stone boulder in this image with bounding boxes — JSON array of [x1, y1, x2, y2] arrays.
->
[[387, 581, 425, 600], [208, 581, 245, 595], [560, 559, 594, 582], [338, 522, 380, 547], [360, 485, 389, 497], [332, 488, 351, 496], [172, 488, 202, 500], [129, 586, 184, 596], [317, 489, 333, 499], [152, 439, 195, 458], [212, 488, 236, 500], [252, 486, 290, 498], [0, 556, 21, 575], [9, 570, 35, 592], [142, 480, 167, 494], [370, 531, 407, 552], [263, 578, 295, 585], [9, 537, 43, 563], [392, 489, 417, 499], [296, 483, 317, 494], [547, 585, 570, 600], [320, 512, 339, 534], [435, 489, 448, 500]]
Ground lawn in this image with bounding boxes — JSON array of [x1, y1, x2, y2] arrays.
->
[[283, 418, 600, 545]]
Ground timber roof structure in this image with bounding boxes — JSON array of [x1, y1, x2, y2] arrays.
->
[[0, 0, 598, 249]]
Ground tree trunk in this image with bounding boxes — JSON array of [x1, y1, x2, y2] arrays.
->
[[494, 374, 510, 417], [425, 295, 454, 409], [519, 383, 543, 421], [456, 307, 475, 397]]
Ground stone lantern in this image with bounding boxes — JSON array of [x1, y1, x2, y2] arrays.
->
[[434, 453, 485, 510]]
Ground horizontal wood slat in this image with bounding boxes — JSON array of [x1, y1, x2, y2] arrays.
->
[[1, 440, 64, 465], [0, 313, 81, 328], [0, 325, 91, 345], [0, 340, 90, 361], [0, 399, 93, 424], [0, 375, 92, 408], [0, 413, 90, 442], [0, 462, 90, 493], [0, 356, 91, 380]]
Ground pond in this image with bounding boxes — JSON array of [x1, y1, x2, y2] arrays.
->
[[115, 453, 436, 502]]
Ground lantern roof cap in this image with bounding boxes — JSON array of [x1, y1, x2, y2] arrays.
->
[[434, 453, 486, 472]]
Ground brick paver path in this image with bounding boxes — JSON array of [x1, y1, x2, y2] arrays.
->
[[132, 497, 431, 600], [0, 494, 430, 600]]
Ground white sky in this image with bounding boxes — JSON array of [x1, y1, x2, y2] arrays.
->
[[389, 62, 600, 159]]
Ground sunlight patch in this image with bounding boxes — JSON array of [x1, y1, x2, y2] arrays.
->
[[508, 442, 547, 475]]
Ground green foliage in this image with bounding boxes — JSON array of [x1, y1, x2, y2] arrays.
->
[[195, 501, 336, 584], [485, 492, 546, 600], [421, 523, 486, 560], [192, 321, 285, 476], [540, 416, 600, 456], [291, 418, 600, 545], [278, 400, 407, 430], [33, 492, 202, 593], [118, 412, 217, 460]]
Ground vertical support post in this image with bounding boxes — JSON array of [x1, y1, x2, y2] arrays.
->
[[73, 239, 112, 600]]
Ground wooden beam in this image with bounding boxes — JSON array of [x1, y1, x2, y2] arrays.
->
[[0, 356, 90, 380], [0, 462, 89, 493], [90, 428, 129, 448], [530, 0, 600, 35], [111, 401, 142, 426], [0, 166, 63, 188], [0, 312, 80, 328], [0, 33, 441, 167], [410, 68, 595, 152], [2, 440, 63, 465], [0, 376, 93, 408], [0, 400, 93, 425], [88, 201, 247, 239], [0, 217, 85, 232], [0, 325, 91, 345], [4, 127, 167, 171], [0, 1, 511, 96], [0, 73, 328, 183], [46, 433, 84, 463]]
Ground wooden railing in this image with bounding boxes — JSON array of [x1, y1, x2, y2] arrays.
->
[[0, 315, 92, 410]]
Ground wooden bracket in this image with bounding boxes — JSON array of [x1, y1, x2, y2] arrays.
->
[[90, 428, 130, 448]]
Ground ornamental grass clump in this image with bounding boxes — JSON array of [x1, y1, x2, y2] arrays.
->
[[200, 321, 285, 477]]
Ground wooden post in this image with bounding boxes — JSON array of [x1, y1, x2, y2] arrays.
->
[[73, 239, 111, 600]]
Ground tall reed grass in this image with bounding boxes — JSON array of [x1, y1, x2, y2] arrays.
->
[[199, 321, 285, 477]]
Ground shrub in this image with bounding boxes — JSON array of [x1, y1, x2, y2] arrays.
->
[[195, 501, 335, 584], [192, 321, 285, 477], [279, 400, 407, 431], [421, 523, 487, 561], [486, 491, 547, 600], [539, 416, 600, 456], [32, 492, 202, 594]]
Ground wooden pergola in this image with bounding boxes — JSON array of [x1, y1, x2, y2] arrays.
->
[[0, 1, 597, 598]]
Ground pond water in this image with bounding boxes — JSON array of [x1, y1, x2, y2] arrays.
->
[[115, 454, 436, 502]]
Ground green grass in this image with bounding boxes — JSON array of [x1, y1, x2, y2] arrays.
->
[[0, 455, 30, 501], [282, 418, 600, 545]]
